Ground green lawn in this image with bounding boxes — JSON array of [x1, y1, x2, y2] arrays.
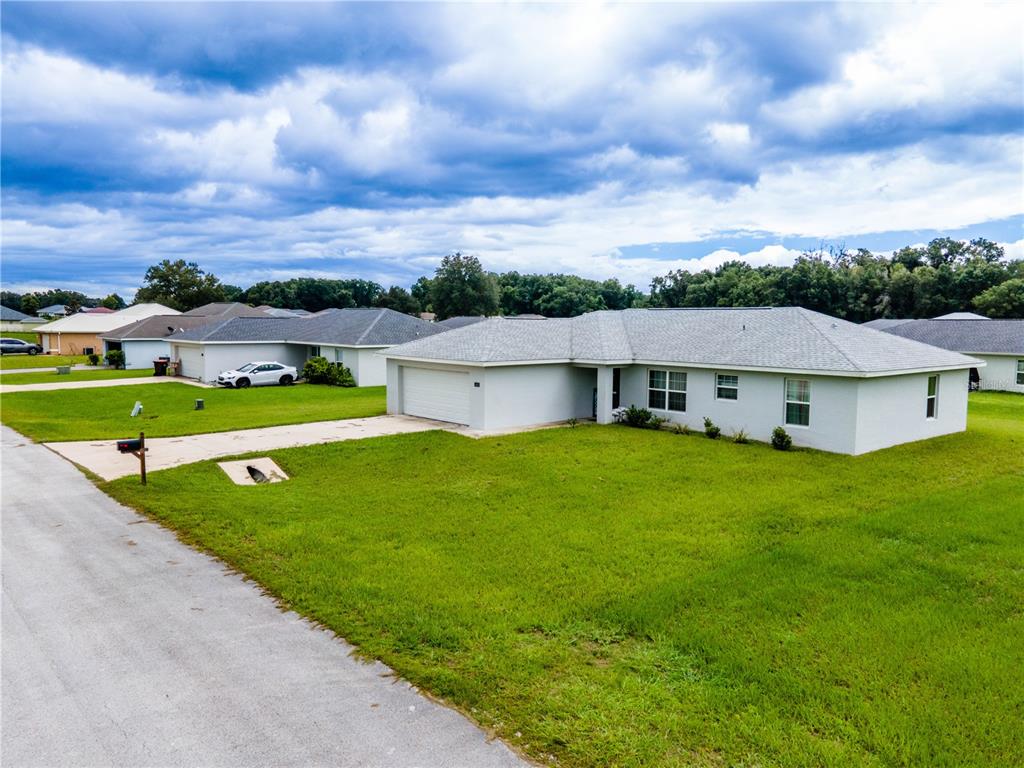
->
[[1, 330, 42, 342], [102, 392, 1024, 767], [0, 383, 386, 441], [0, 353, 86, 370], [0, 368, 146, 385]]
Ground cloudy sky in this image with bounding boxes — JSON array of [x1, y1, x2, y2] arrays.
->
[[2, 2, 1022, 297]]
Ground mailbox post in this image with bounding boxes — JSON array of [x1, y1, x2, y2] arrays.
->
[[116, 432, 147, 485]]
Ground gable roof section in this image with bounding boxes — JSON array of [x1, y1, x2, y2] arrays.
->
[[1, 305, 31, 321], [167, 308, 443, 346], [102, 314, 228, 341], [436, 315, 488, 329], [384, 307, 978, 374], [34, 303, 180, 333], [865, 318, 1023, 355], [183, 302, 271, 318]]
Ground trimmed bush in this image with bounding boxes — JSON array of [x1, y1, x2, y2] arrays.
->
[[771, 426, 793, 451], [703, 417, 721, 439], [104, 350, 125, 369], [87, 353, 101, 366], [301, 356, 356, 387], [622, 405, 658, 429]]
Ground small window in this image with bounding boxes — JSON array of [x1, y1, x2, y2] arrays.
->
[[784, 378, 810, 426], [716, 374, 739, 400], [310, 345, 321, 358], [1017, 360, 1024, 386], [926, 375, 939, 419], [334, 348, 345, 363], [647, 369, 686, 412]]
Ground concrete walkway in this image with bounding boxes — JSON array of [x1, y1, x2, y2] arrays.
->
[[46, 414, 461, 480], [0, 376, 211, 394], [0, 364, 92, 375], [1, 426, 525, 767]]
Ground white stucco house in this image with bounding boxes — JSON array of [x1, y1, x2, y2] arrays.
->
[[167, 308, 443, 385], [864, 316, 1023, 393], [102, 303, 271, 369], [381, 307, 981, 455]]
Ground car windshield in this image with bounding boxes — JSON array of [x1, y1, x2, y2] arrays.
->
[[236, 363, 257, 372]]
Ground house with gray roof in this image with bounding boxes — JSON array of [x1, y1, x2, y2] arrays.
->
[[863, 316, 1023, 393], [0, 304, 44, 331], [382, 307, 980, 454], [167, 308, 443, 385]]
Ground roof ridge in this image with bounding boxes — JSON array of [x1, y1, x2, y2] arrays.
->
[[354, 308, 386, 345], [794, 308, 862, 371]]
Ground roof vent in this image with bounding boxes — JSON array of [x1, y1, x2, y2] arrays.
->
[[831, 322, 837, 328]]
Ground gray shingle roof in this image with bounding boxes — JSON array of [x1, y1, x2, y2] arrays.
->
[[436, 315, 488, 329], [168, 308, 443, 346], [1, 305, 31, 321], [863, 318, 1023, 355], [384, 307, 978, 374], [182, 302, 271, 318], [102, 315, 227, 341]]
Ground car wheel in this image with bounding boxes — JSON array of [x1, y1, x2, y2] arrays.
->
[[28, 348, 38, 355], [235, 377, 251, 388], [279, 374, 294, 386]]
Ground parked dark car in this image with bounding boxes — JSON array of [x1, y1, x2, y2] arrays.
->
[[0, 338, 43, 355]]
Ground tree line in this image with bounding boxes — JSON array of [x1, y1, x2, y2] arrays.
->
[[3, 236, 1022, 320]]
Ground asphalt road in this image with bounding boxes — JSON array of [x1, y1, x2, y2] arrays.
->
[[1, 426, 526, 767]]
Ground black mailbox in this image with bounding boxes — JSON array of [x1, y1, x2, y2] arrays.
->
[[117, 438, 143, 453]]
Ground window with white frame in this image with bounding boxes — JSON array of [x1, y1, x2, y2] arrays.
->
[[1017, 359, 1024, 386], [784, 378, 810, 426], [716, 373, 739, 400], [309, 345, 321, 358], [648, 369, 687, 411], [926, 375, 939, 418], [333, 348, 345, 363]]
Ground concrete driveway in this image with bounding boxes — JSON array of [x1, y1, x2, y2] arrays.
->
[[1, 426, 525, 767], [46, 414, 461, 480]]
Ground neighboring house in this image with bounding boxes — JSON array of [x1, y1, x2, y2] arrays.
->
[[382, 307, 979, 455], [81, 306, 116, 314], [864, 316, 1023, 393], [103, 303, 273, 369], [38, 304, 69, 318], [0, 305, 45, 332], [436, 315, 488, 330], [35, 303, 179, 355], [167, 308, 443, 385], [253, 306, 311, 318]]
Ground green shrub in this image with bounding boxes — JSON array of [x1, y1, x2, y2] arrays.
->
[[672, 422, 691, 436], [703, 417, 721, 439], [567, 417, 579, 428], [771, 426, 793, 451], [732, 429, 749, 444], [104, 350, 125, 369], [87, 353, 101, 366], [622, 405, 657, 429], [301, 356, 356, 387]]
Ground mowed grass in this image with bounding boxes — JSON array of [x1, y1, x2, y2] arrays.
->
[[0, 352, 86, 370], [1, 331, 43, 342], [0, 368, 147, 385], [0, 383, 386, 441], [103, 393, 1024, 767]]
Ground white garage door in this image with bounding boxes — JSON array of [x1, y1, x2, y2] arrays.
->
[[175, 345, 204, 380], [401, 366, 471, 425]]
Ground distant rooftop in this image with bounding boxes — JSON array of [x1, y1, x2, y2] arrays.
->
[[863, 317, 1023, 355]]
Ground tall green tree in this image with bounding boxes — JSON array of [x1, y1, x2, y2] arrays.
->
[[19, 294, 39, 316], [973, 278, 1024, 318], [100, 293, 126, 310], [135, 260, 227, 311], [430, 252, 499, 320], [375, 286, 421, 315]]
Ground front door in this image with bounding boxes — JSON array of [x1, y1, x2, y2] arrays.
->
[[612, 368, 621, 409]]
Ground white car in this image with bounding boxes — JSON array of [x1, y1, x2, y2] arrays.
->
[[217, 361, 298, 388]]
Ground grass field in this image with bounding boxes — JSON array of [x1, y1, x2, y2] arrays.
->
[[102, 392, 1024, 767], [0, 353, 87, 370], [0, 383, 387, 441], [0, 368, 145, 385], [1, 331, 42, 342]]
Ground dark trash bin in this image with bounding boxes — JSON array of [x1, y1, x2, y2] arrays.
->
[[153, 358, 169, 376]]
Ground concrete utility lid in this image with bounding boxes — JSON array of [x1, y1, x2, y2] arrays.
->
[[218, 457, 289, 485]]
